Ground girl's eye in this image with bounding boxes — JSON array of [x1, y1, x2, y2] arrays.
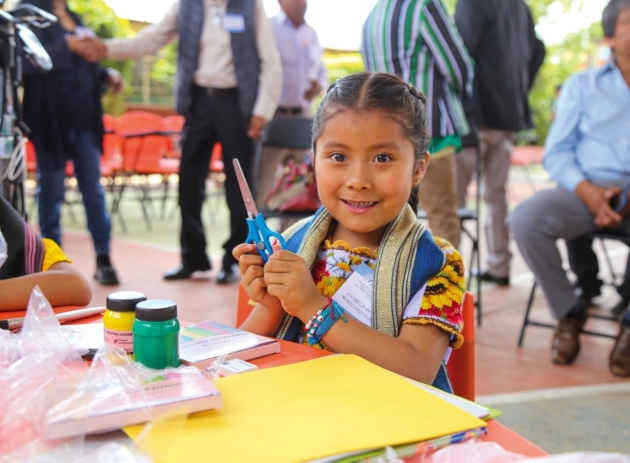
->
[[331, 153, 346, 162], [375, 154, 392, 163]]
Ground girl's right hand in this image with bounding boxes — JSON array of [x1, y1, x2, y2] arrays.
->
[[233, 243, 283, 312]]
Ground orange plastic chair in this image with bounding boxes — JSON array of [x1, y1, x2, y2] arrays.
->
[[447, 291, 475, 401], [116, 111, 170, 173], [237, 286, 476, 401], [113, 111, 176, 230]]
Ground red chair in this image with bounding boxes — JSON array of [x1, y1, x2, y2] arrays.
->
[[113, 111, 176, 231], [236, 286, 476, 401], [447, 291, 475, 401]]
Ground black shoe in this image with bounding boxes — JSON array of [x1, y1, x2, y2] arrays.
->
[[217, 264, 240, 285], [478, 270, 510, 286], [95, 255, 119, 286], [163, 263, 211, 281]]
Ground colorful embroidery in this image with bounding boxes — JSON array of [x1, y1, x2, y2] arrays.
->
[[403, 238, 465, 348], [307, 237, 464, 349]]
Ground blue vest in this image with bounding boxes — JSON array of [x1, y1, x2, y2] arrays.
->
[[177, 0, 260, 117], [276, 207, 454, 393]]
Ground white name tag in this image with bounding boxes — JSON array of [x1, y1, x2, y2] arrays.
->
[[224, 14, 245, 33], [332, 263, 373, 326]]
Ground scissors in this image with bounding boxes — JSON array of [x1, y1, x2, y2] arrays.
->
[[233, 159, 286, 262]]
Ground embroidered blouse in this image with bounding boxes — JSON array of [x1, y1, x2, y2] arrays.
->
[[306, 238, 465, 348]]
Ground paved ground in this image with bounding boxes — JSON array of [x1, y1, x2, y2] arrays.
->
[[25, 162, 630, 456]]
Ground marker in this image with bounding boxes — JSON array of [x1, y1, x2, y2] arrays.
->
[[0, 306, 106, 330]]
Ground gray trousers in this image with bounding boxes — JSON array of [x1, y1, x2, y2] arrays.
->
[[456, 129, 514, 277], [510, 187, 630, 319]]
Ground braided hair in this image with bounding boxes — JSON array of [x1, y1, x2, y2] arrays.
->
[[311, 72, 430, 213]]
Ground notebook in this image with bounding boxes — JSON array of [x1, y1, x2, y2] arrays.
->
[[47, 368, 222, 440], [179, 321, 280, 369]]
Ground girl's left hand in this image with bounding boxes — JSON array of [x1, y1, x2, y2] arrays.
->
[[264, 250, 328, 321]]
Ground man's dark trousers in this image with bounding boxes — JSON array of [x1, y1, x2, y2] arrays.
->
[[179, 84, 254, 271]]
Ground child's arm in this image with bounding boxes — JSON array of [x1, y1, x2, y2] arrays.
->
[[0, 261, 92, 311], [264, 250, 450, 384]]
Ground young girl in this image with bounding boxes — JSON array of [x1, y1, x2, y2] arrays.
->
[[0, 196, 92, 311], [234, 72, 464, 392]]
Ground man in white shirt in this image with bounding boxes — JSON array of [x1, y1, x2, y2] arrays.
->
[[102, 0, 282, 284], [272, 0, 327, 115], [257, 0, 327, 209]]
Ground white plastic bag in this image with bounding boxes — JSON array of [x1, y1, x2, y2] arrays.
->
[[425, 441, 630, 463]]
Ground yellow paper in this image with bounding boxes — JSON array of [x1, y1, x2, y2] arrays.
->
[[124, 355, 485, 463]]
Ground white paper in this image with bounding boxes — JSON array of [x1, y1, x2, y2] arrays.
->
[[332, 263, 373, 326]]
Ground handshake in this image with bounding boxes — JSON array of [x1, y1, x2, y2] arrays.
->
[[66, 36, 107, 63]]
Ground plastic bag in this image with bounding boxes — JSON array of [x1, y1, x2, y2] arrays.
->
[[426, 441, 527, 462], [0, 286, 173, 462], [425, 441, 630, 463], [0, 286, 87, 461]]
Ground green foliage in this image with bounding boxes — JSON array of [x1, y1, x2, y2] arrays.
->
[[150, 41, 178, 83], [68, 0, 134, 115], [525, 0, 604, 143], [323, 50, 365, 83]]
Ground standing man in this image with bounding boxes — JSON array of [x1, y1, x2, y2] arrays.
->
[[361, 0, 473, 249], [102, 0, 282, 284], [455, 0, 546, 286], [257, 0, 327, 205]]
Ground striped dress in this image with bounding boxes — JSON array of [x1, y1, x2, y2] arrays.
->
[[361, 0, 473, 141]]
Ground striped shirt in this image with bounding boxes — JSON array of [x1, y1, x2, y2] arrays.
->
[[361, 0, 473, 138]]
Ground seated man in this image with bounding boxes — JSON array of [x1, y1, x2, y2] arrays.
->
[[510, 0, 630, 376]]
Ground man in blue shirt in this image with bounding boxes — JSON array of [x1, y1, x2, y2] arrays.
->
[[510, 0, 630, 376]]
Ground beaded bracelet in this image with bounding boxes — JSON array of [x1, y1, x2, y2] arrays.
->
[[306, 300, 347, 346]]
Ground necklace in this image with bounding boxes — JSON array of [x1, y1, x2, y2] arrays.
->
[[210, 0, 224, 27]]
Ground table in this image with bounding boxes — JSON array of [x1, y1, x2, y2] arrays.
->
[[0, 313, 547, 459]]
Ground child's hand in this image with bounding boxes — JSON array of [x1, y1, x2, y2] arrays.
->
[[233, 244, 283, 312], [264, 250, 328, 321]]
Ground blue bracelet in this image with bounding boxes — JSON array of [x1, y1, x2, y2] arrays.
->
[[307, 300, 347, 346]]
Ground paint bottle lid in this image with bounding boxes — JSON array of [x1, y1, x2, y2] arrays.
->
[[106, 291, 147, 313], [135, 299, 178, 322]]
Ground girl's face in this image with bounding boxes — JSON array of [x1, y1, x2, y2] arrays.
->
[[314, 110, 427, 249]]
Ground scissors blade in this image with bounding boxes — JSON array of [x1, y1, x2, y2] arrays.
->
[[233, 159, 259, 217]]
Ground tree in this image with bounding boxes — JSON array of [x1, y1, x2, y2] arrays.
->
[[526, 0, 603, 143]]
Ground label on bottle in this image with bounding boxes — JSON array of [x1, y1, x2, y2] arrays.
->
[[104, 328, 134, 354]]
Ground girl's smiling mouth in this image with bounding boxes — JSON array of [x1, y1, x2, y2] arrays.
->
[[342, 200, 379, 212]]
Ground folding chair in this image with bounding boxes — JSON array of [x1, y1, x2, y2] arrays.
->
[[517, 229, 628, 346], [252, 116, 315, 221]]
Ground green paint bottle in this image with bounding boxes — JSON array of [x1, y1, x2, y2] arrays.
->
[[133, 299, 180, 369]]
